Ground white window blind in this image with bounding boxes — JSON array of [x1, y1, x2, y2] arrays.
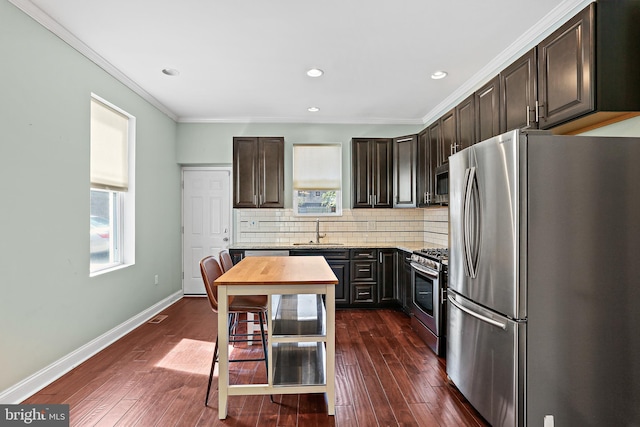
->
[[90, 98, 129, 191], [293, 144, 342, 190]]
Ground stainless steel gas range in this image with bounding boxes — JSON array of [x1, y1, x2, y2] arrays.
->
[[410, 248, 448, 357]]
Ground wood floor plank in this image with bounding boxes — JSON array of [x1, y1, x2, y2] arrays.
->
[[298, 393, 335, 427], [407, 402, 442, 427], [21, 299, 488, 427], [275, 393, 299, 427], [92, 399, 137, 427], [153, 374, 203, 427], [334, 404, 357, 427], [340, 365, 378, 427], [382, 355, 426, 405]]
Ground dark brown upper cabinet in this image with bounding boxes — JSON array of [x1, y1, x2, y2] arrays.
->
[[416, 128, 435, 207], [537, 5, 593, 130], [352, 138, 393, 208], [456, 94, 476, 151], [475, 75, 501, 142], [538, 2, 640, 132], [500, 48, 538, 133], [233, 137, 284, 208], [393, 135, 417, 208], [439, 109, 456, 164]]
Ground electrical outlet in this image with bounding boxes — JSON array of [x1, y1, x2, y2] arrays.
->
[[154, 275, 159, 285]]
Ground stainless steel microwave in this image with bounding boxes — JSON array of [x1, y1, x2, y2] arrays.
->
[[434, 164, 449, 204]]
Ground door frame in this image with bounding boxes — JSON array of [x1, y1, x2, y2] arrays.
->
[[181, 166, 233, 295]]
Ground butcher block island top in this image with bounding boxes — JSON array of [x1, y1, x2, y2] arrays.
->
[[213, 255, 338, 420], [215, 255, 339, 286]]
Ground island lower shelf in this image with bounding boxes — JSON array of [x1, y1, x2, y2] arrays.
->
[[270, 293, 328, 387], [272, 342, 327, 386]]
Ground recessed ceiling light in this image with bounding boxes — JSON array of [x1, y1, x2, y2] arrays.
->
[[431, 71, 448, 80], [162, 68, 180, 76], [308, 107, 320, 112], [306, 68, 324, 77]]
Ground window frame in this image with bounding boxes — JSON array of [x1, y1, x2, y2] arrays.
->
[[90, 94, 136, 276], [292, 144, 342, 217]]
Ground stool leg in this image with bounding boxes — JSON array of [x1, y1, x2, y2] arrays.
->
[[205, 334, 219, 406], [257, 311, 274, 403]]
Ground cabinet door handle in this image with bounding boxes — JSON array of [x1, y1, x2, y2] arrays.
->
[[535, 101, 544, 121], [359, 268, 370, 273], [526, 106, 531, 127], [379, 252, 382, 263], [254, 195, 257, 205]]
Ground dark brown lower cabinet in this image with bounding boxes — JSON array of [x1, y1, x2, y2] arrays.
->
[[378, 249, 396, 304], [233, 247, 402, 309], [350, 249, 377, 305], [290, 249, 350, 306], [398, 249, 412, 315]]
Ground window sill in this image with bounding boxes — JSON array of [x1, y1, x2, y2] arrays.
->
[[90, 262, 133, 277]]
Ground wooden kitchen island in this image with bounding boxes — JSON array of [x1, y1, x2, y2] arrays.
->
[[213, 256, 338, 420]]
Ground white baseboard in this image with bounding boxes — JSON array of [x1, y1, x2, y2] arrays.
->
[[0, 291, 183, 404]]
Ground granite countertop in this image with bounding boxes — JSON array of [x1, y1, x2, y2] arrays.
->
[[229, 242, 446, 253]]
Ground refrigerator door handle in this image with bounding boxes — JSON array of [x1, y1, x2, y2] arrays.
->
[[462, 168, 471, 276], [463, 167, 478, 278], [448, 295, 507, 330]]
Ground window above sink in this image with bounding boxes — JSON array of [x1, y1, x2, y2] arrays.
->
[[294, 190, 341, 216], [293, 144, 342, 216]]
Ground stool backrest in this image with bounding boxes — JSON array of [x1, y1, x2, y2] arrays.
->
[[219, 250, 234, 273], [200, 256, 223, 313]]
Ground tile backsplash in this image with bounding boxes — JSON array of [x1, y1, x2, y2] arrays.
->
[[234, 207, 448, 246]]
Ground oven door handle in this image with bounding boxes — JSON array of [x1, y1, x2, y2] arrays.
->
[[411, 262, 439, 278]]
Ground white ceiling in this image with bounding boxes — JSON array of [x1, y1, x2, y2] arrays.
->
[[13, 0, 592, 124]]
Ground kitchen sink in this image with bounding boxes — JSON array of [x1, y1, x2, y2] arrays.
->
[[293, 242, 344, 246]]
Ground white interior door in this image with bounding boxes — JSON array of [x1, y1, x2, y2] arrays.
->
[[182, 168, 232, 295]]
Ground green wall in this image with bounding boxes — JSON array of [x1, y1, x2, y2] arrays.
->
[[177, 122, 423, 207], [0, 0, 182, 393]]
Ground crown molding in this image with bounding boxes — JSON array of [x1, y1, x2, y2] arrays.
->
[[8, 0, 178, 122], [177, 116, 424, 126], [421, 0, 594, 126]]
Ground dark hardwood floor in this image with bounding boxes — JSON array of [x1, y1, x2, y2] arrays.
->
[[23, 297, 489, 426]]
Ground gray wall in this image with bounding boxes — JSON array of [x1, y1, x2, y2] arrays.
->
[[0, 1, 182, 392]]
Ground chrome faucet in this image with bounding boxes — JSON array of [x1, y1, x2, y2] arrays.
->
[[315, 218, 326, 244]]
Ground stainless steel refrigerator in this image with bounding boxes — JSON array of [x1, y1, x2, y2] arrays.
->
[[447, 129, 640, 427]]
